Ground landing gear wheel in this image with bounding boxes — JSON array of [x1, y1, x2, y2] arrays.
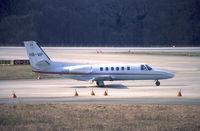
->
[[155, 80, 160, 86], [96, 81, 104, 87]]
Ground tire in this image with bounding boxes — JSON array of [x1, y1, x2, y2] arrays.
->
[[156, 80, 160, 86]]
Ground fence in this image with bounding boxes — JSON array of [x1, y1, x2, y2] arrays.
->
[[0, 60, 30, 65]]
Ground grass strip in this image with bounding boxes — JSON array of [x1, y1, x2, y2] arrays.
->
[[0, 103, 199, 131], [0, 65, 55, 80]]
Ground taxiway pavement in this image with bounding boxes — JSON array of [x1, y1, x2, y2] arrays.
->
[[0, 47, 200, 105]]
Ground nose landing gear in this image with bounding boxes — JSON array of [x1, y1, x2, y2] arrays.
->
[[155, 80, 160, 86]]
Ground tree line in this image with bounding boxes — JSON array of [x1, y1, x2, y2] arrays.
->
[[0, 0, 200, 46]]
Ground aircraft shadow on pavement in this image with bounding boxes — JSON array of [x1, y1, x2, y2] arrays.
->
[[104, 84, 128, 89], [90, 84, 128, 89], [70, 86, 89, 88], [71, 84, 128, 89]]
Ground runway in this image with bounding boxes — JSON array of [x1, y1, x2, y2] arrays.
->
[[0, 47, 200, 60], [0, 47, 200, 105]]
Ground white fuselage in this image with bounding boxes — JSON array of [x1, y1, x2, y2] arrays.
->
[[32, 63, 174, 81]]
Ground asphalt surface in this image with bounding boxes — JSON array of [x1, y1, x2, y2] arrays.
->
[[0, 47, 200, 105]]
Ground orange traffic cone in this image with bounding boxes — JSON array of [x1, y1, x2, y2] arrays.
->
[[74, 89, 79, 96], [37, 76, 41, 80], [104, 91, 108, 96], [104, 89, 108, 96], [91, 89, 95, 96], [11, 91, 17, 98], [177, 89, 182, 97]]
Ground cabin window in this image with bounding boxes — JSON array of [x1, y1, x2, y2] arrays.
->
[[106, 67, 109, 71], [121, 67, 124, 70], [116, 67, 119, 71], [127, 66, 130, 70], [100, 67, 103, 71], [111, 67, 114, 71]]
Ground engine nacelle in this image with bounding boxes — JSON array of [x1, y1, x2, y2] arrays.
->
[[63, 65, 93, 74]]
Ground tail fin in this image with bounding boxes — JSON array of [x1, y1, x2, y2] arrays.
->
[[24, 41, 51, 69]]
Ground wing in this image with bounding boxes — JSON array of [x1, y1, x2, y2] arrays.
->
[[90, 75, 113, 81]]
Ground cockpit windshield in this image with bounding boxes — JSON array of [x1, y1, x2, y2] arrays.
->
[[141, 64, 153, 71], [145, 64, 152, 70]]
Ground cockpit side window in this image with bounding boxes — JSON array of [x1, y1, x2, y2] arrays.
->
[[145, 64, 152, 70], [141, 64, 147, 71]]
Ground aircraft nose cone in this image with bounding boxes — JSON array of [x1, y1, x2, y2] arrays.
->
[[167, 72, 174, 78]]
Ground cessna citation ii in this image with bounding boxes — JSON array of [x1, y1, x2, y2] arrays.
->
[[24, 41, 174, 87]]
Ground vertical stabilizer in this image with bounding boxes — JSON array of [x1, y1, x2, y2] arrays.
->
[[24, 41, 51, 69]]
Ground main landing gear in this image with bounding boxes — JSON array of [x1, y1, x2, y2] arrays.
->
[[96, 81, 104, 87], [155, 80, 160, 86]]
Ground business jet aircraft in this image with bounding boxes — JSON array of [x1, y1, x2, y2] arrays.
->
[[24, 41, 174, 87]]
